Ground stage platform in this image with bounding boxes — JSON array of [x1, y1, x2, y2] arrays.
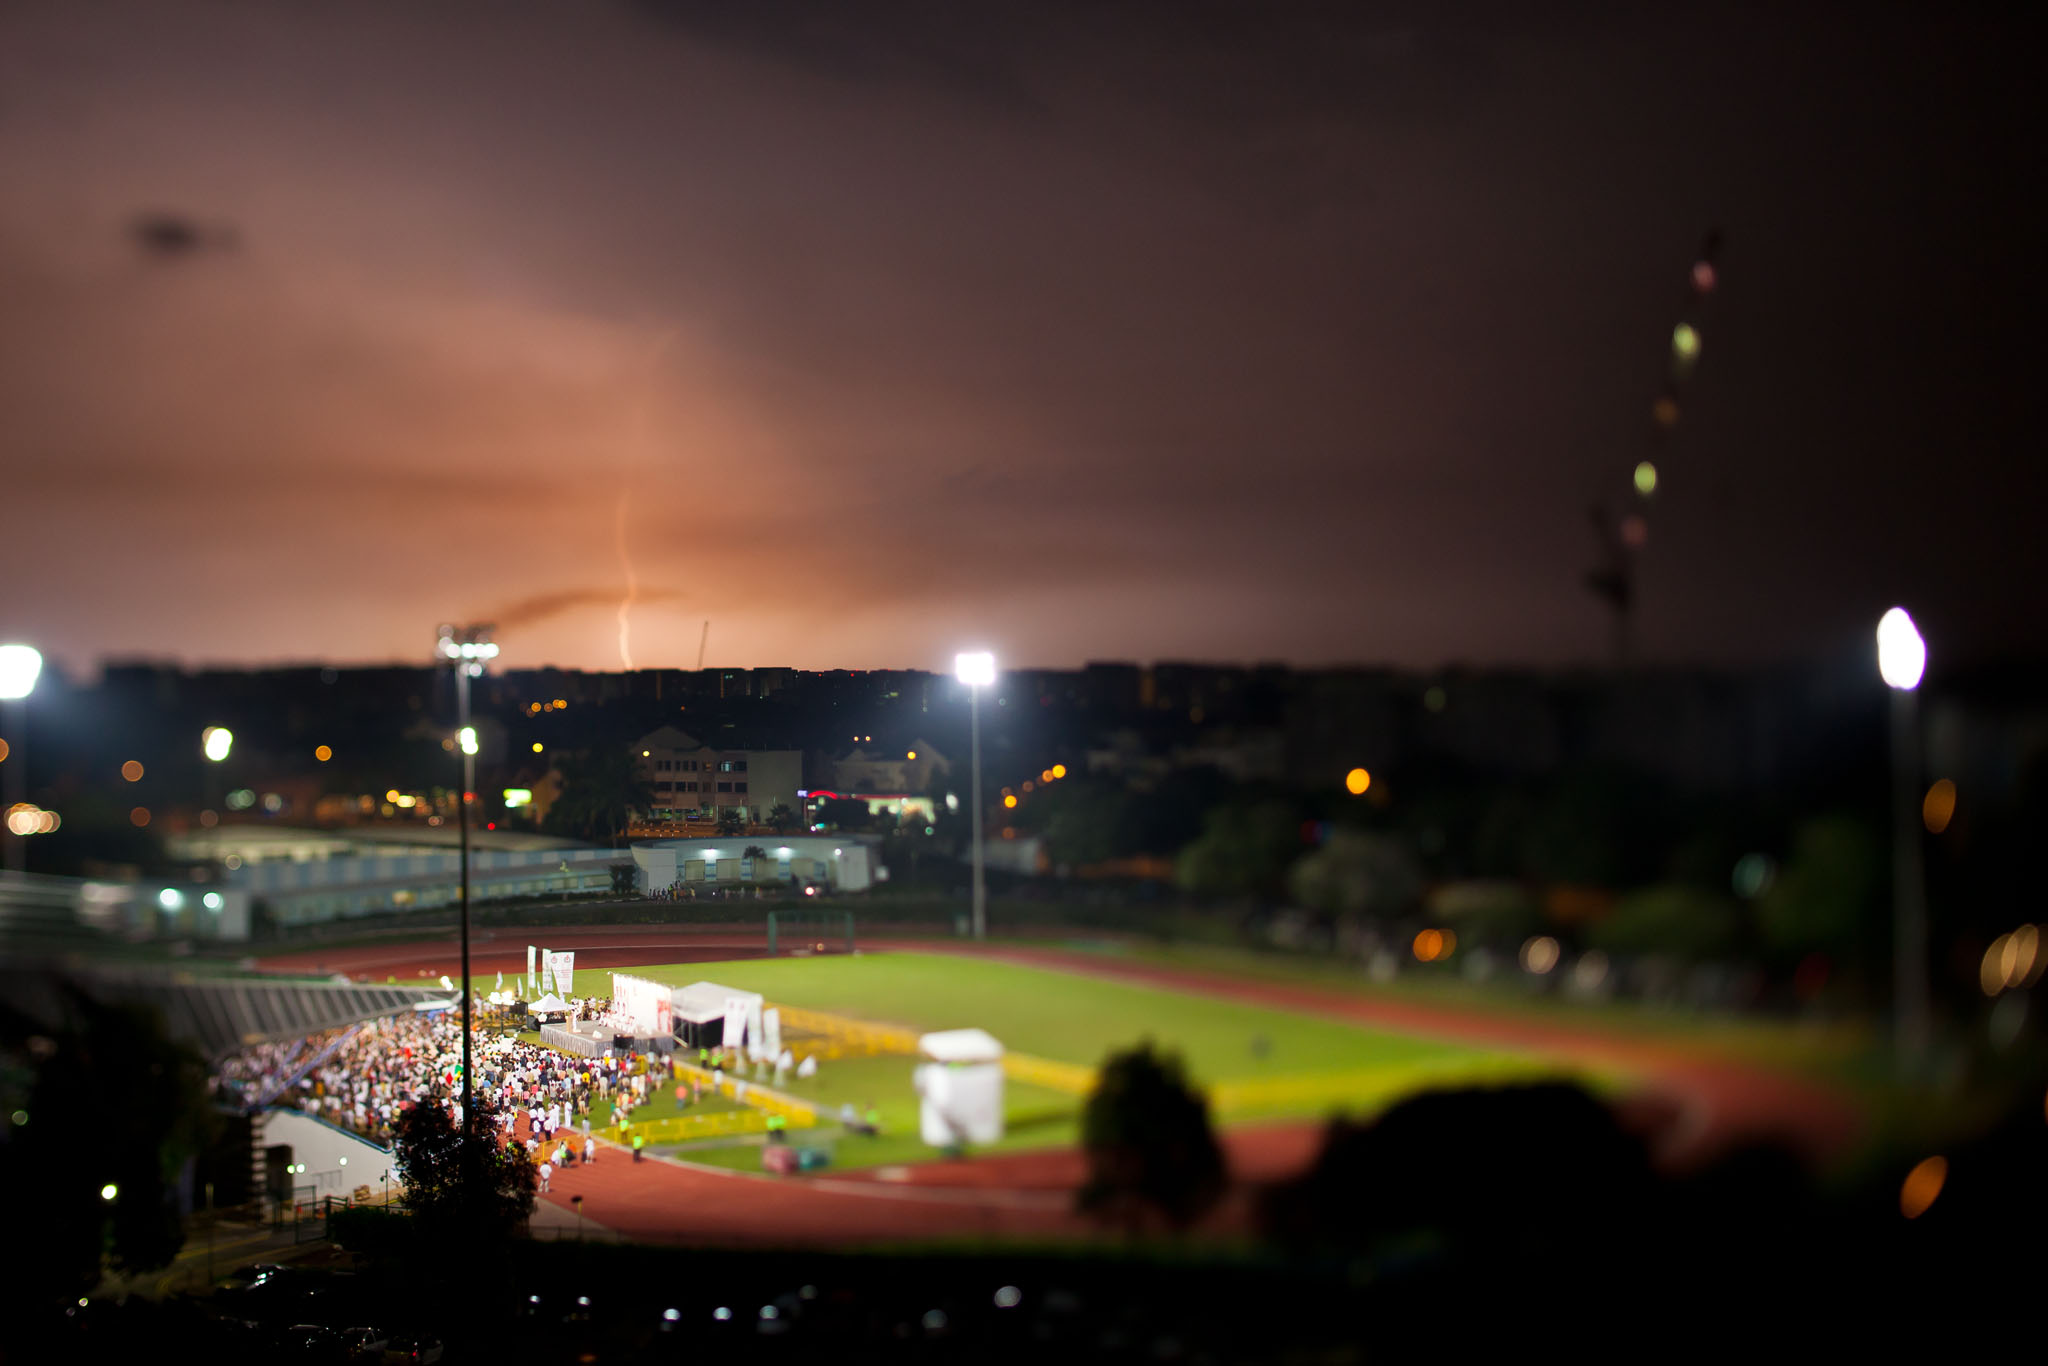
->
[[538, 1020, 673, 1058]]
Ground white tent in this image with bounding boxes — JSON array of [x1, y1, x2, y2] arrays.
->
[[671, 981, 763, 1052], [914, 1028, 1005, 1146], [527, 993, 571, 1015]]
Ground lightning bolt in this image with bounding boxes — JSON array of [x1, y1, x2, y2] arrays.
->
[[614, 492, 638, 671], [614, 329, 677, 672]]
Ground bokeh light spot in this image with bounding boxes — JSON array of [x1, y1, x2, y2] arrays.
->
[[1921, 779, 1956, 834], [1345, 767, 1371, 795], [314, 744, 332, 762], [129, 806, 151, 827], [1634, 461, 1658, 496], [1520, 936, 1560, 974], [1899, 1156, 1946, 1219], [121, 759, 144, 782]]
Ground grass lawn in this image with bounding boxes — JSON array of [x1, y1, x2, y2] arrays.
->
[[1087, 940, 1878, 1079]]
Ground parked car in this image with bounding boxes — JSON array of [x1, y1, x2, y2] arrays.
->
[[277, 1323, 349, 1363], [383, 1334, 445, 1364], [340, 1325, 390, 1360]]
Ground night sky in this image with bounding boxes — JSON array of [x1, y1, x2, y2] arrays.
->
[[2, 2, 2040, 677]]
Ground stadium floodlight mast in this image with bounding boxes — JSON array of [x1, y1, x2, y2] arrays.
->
[[954, 651, 996, 940], [1878, 607, 1930, 1076], [437, 623, 499, 1141], [0, 644, 42, 873]]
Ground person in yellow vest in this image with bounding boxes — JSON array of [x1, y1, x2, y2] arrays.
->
[[632, 1131, 645, 1162]]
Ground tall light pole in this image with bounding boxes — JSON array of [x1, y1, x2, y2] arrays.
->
[[954, 651, 995, 940], [1877, 606, 1929, 1076], [437, 624, 498, 1137], [0, 644, 42, 874]]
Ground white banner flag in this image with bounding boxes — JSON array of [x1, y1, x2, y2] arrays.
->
[[723, 998, 748, 1052], [547, 951, 575, 999], [763, 1007, 782, 1060], [538, 945, 552, 996], [526, 945, 536, 995]]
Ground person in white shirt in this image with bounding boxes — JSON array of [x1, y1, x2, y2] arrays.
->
[[538, 1160, 552, 1192]]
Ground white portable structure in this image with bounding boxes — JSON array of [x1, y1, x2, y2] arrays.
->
[[671, 981, 765, 1056], [914, 1027, 1005, 1147]]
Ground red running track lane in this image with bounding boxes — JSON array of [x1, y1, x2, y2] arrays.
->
[[892, 940, 1865, 1168], [255, 924, 773, 981], [515, 1115, 1298, 1247]]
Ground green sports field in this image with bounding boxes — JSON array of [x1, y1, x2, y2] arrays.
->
[[543, 951, 1574, 1168]]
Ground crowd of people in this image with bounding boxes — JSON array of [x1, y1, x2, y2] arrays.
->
[[210, 997, 685, 1153]]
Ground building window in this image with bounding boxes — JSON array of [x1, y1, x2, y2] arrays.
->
[[733, 782, 747, 794], [719, 760, 734, 773], [717, 781, 733, 793], [733, 760, 748, 772]]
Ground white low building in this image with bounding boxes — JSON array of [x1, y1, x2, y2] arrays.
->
[[630, 836, 876, 893]]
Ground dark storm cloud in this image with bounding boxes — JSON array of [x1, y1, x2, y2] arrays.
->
[[127, 211, 237, 260], [0, 0, 2040, 675]]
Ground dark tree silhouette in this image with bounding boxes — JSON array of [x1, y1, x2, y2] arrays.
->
[[0, 982, 218, 1309], [1078, 1042, 1225, 1230], [392, 1092, 535, 1241], [542, 746, 654, 843]]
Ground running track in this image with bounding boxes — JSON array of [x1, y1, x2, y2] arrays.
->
[[261, 924, 1863, 1246]]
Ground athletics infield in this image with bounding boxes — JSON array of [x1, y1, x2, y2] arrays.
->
[[256, 923, 1863, 1248]]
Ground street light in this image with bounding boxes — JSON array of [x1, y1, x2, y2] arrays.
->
[[954, 651, 996, 940], [436, 623, 498, 1144], [0, 644, 41, 874], [1878, 606, 1930, 1075], [201, 726, 234, 763]]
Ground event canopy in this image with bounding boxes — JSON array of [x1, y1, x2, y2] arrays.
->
[[671, 981, 761, 1024], [527, 994, 571, 1014]]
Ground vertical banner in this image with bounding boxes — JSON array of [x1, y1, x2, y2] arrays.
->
[[747, 998, 768, 1061], [526, 945, 537, 995], [763, 1007, 782, 1060], [723, 998, 748, 1052], [538, 945, 552, 996], [547, 951, 575, 999]]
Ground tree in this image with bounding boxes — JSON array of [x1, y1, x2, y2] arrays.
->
[[1587, 883, 1741, 961], [541, 746, 654, 844], [1174, 802, 1302, 899], [1755, 816, 1880, 961], [716, 807, 746, 836], [1288, 829, 1423, 919], [392, 1092, 535, 1242], [741, 845, 767, 860], [766, 802, 798, 833], [1077, 1043, 1225, 1231], [1, 982, 219, 1310]]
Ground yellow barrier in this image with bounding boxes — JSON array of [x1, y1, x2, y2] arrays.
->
[[767, 1003, 920, 1055], [767, 1002, 1101, 1096], [1207, 1056, 1560, 1115], [672, 1062, 820, 1125], [618, 1107, 805, 1144], [1002, 1052, 1097, 1095]]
